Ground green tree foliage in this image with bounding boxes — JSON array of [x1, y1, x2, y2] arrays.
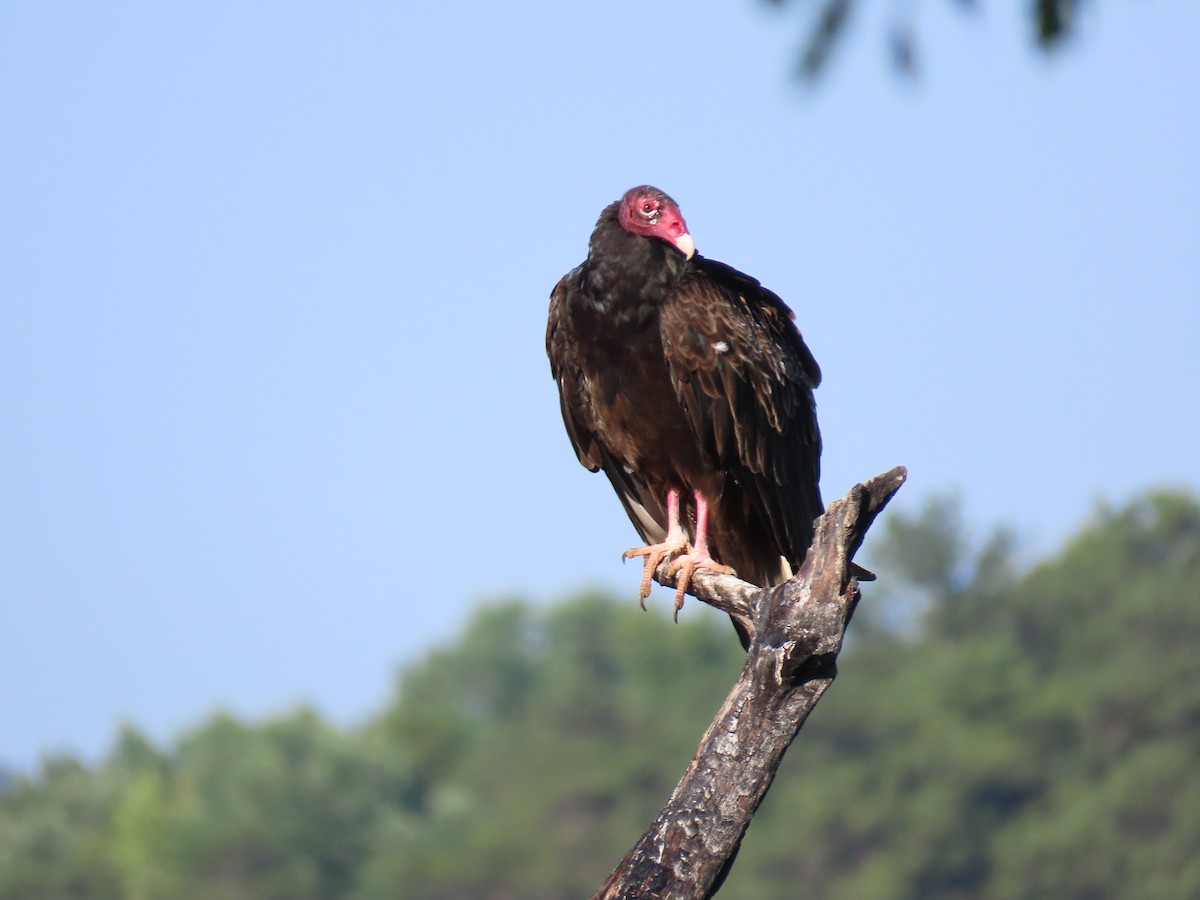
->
[[766, 0, 1091, 80], [0, 713, 409, 900], [724, 491, 1200, 899], [0, 489, 1197, 897], [363, 593, 744, 898], [0, 754, 124, 898]]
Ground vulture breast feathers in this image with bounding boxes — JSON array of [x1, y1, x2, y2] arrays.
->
[[547, 185, 825, 624]]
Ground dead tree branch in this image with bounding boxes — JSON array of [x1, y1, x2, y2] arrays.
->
[[594, 465, 907, 899]]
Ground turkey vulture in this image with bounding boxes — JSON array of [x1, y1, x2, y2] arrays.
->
[[547, 186, 830, 643]]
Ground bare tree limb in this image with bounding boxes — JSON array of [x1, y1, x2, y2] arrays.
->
[[594, 465, 907, 899], [653, 561, 759, 643], [765, 0, 1087, 83]]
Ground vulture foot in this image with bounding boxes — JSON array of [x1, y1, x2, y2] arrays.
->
[[664, 552, 735, 619], [623, 535, 690, 607]]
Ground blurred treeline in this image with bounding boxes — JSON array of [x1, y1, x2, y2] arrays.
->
[[2, 490, 1198, 899]]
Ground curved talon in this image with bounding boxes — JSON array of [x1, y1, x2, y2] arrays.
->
[[664, 553, 736, 617], [624, 538, 689, 607], [618, 487, 735, 617]]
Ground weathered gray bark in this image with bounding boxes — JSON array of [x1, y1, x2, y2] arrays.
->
[[593, 465, 907, 900]]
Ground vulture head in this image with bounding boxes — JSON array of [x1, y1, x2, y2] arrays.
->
[[617, 185, 696, 260]]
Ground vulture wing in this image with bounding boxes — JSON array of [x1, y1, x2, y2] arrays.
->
[[659, 255, 824, 569], [546, 271, 602, 473], [547, 269, 670, 544]]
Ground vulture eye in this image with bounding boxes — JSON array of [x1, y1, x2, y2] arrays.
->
[[641, 200, 658, 220]]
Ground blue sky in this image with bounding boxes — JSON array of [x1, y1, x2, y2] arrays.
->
[[3, 1, 1197, 770]]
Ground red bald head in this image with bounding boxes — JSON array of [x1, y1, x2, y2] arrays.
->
[[617, 185, 696, 259]]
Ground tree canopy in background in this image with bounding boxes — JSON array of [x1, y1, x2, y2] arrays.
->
[[772, 0, 1090, 78], [2, 488, 1198, 898]]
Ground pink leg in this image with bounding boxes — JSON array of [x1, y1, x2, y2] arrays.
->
[[664, 489, 686, 546], [692, 493, 716, 559], [663, 491, 735, 617]]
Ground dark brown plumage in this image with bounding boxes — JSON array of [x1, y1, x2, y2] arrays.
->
[[546, 186, 825, 644]]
